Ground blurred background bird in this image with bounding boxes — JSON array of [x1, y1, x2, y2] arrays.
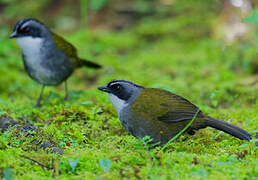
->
[[9, 18, 101, 107]]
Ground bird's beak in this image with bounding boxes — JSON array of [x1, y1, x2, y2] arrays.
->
[[9, 31, 18, 39], [98, 85, 111, 93]]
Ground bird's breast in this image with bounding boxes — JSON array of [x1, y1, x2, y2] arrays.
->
[[16, 37, 63, 85], [16, 37, 46, 70]]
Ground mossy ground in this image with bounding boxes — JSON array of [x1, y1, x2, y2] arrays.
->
[[0, 18, 257, 179]]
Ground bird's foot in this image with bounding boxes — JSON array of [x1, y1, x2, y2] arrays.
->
[[64, 95, 69, 101], [35, 101, 41, 107]]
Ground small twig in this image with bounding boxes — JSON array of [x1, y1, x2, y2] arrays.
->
[[160, 109, 201, 152], [21, 155, 52, 170], [55, 159, 60, 175]]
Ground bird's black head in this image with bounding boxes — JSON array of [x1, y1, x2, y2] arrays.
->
[[98, 80, 144, 101], [10, 18, 48, 39]]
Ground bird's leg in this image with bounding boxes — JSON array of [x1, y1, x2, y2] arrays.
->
[[35, 85, 45, 107], [64, 80, 69, 100]]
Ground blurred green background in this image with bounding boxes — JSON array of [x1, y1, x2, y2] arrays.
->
[[0, 0, 257, 106], [0, 0, 257, 179]]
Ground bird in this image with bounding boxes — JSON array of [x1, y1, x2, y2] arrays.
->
[[9, 18, 101, 107], [98, 79, 252, 144]]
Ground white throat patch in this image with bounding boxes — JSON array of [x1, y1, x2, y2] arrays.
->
[[16, 36, 43, 56], [108, 93, 128, 114]]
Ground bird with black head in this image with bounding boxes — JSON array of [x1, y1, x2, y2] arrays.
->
[[10, 18, 101, 107], [98, 79, 252, 144]]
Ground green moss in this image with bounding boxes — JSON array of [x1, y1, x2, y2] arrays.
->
[[0, 12, 257, 180]]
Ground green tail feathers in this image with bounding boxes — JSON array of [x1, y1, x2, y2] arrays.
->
[[204, 117, 252, 141], [79, 58, 101, 69]]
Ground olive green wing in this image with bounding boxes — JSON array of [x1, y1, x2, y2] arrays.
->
[[136, 88, 203, 123], [52, 33, 80, 66], [52, 33, 101, 68]]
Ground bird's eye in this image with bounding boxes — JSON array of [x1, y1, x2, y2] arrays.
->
[[22, 27, 30, 33], [111, 84, 121, 91]]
